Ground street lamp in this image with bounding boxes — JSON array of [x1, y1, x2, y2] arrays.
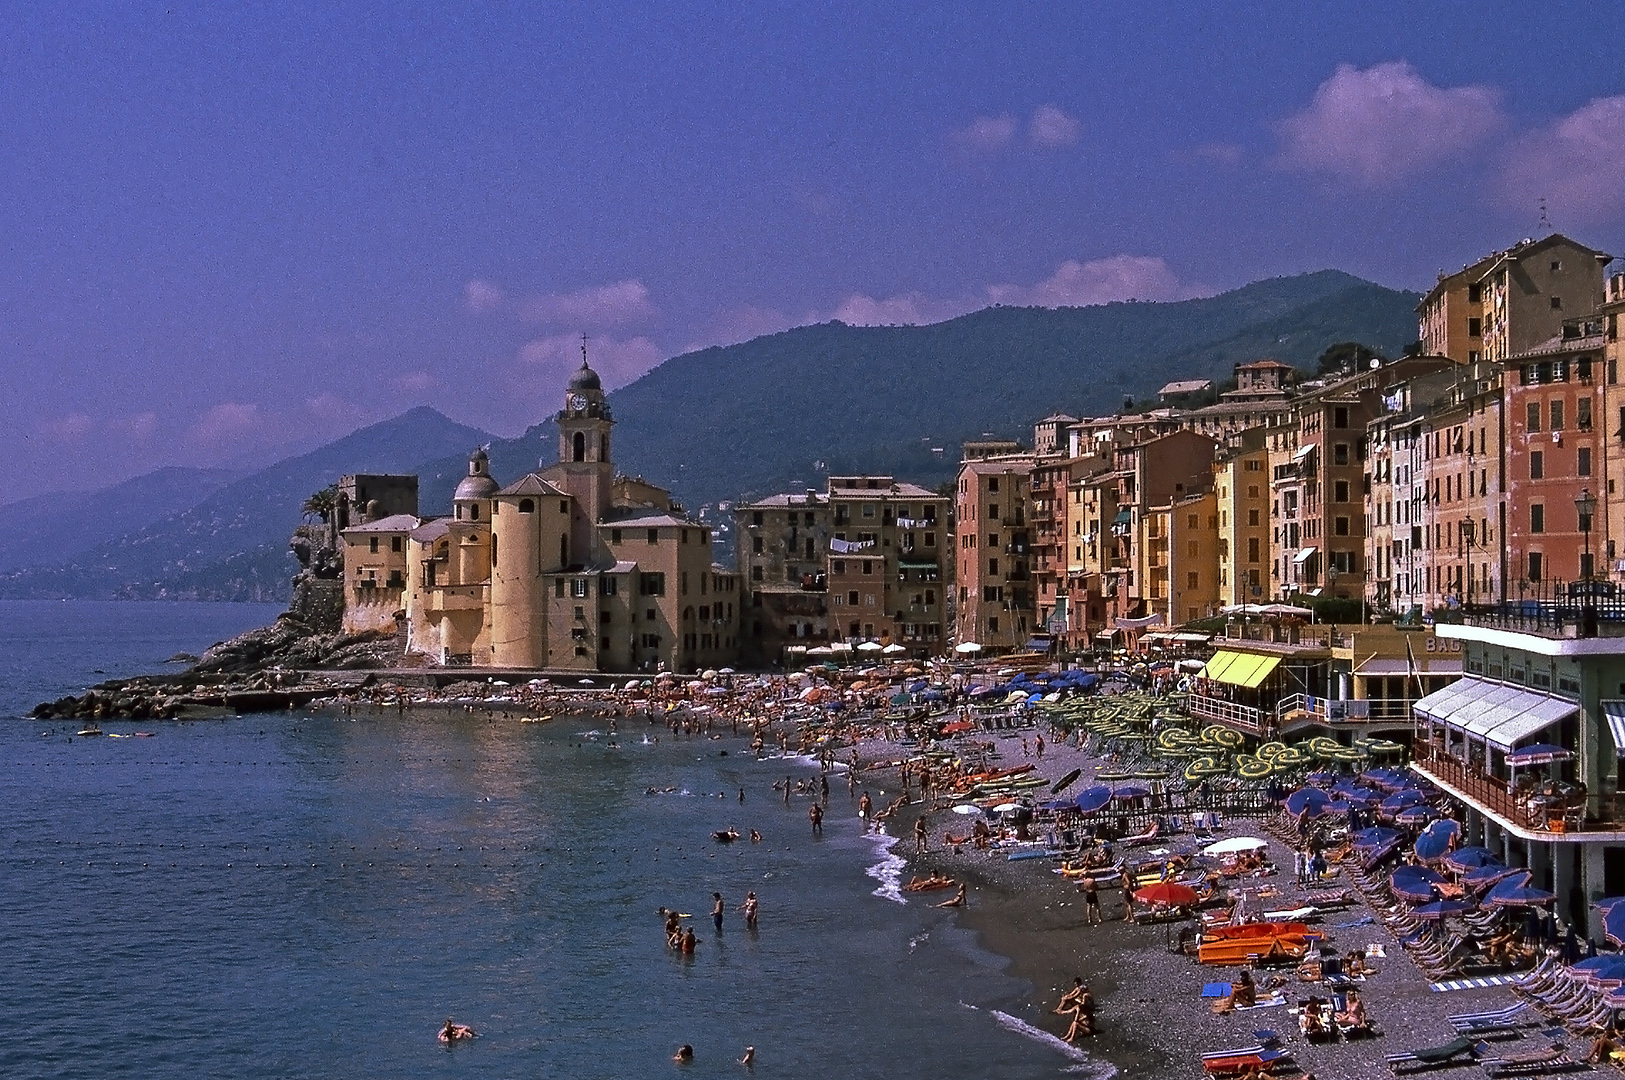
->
[[1576, 488, 1598, 638], [1460, 518, 1476, 609]]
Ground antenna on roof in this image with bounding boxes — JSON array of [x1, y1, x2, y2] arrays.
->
[[1538, 197, 1552, 235]]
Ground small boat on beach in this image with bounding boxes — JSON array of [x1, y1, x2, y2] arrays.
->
[[76, 722, 103, 737], [1197, 921, 1315, 965]]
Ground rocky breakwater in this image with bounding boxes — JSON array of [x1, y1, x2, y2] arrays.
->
[[30, 614, 403, 721]]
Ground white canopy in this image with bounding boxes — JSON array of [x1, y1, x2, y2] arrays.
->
[[1202, 836, 1269, 856], [954, 642, 983, 654], [1414, 676, 1577, 752]]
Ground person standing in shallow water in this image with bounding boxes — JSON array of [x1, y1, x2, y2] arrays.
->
[[914, 815, 928, 853], [712, 892, 725, 933], [809, 802, 823, 835], [858, 791, 872, 828], [740, 891, 758, 928]]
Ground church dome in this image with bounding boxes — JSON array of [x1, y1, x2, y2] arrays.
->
[[454, 473, 499, 501], [568, 363, 602, 392]]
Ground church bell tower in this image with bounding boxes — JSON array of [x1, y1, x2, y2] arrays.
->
[[554, 337, 615, 525]]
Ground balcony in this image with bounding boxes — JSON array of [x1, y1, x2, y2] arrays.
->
[[1411, 741, 1621, 836], [1186, 693, 1272, 737], [1457, 583, 1625, 639]]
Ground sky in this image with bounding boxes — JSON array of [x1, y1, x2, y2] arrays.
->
[[4, 2, 1625, 504]]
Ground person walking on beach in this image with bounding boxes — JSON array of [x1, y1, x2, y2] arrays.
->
[[1035, 732, 1045, 758], [859, 791, 872, 828], [712, 892, 725, 933], [783, 776, 791, 805], [1082, 878, 1100, 924], [809, 802, 823, 835], [914, 815, 928, 853], [819, 773, 829, 802]]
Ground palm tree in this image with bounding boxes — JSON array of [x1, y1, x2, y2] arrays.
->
[[302, 485, 338, 523]]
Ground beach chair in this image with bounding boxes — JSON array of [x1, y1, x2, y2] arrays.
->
[[1385, 1035, 1482, 1073], [1473, 1040, 1581, 1077], [1448, 1001, 1533, 1038]]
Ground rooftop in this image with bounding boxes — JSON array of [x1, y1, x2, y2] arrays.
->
[[341, 513, 420, 535]]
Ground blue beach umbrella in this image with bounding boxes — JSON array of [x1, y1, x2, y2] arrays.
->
[[1396, 804, 1440, 828], [1605, 905, 1625, 948], [1444, 846, 1501, 874], [1410, 899, 1474, 920], [1352, 826, 1400, 849], [1112, 784, 1152, 801], [1074, 786, 1112, 814], [1284, 788, 1332, 816], [1485, 871, 1556, 909], [1414, 819, 1460, 862], [1380, 789, 1427, 813], [1463, 863, 1519, 890], [1391, 865, 1446, 903]]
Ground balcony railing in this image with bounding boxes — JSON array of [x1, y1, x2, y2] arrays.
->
[[1411, 741, 1608, 833], [1186, 693, 1272, 737]]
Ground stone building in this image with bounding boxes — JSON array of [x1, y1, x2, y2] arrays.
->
[[955, 454, 1037, 652], [343, 359, 740, 673]]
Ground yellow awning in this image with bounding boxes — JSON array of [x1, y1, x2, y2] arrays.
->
[[1203, 650, 1281, 689]]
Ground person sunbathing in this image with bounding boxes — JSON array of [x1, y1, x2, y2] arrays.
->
[[1588, 1023, 1623, 1064], [1231, 967, 1257, 1007], [1334, 990, 1368, 1032], [904, 874, 956, 892]]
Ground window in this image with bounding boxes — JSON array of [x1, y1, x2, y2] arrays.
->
[[1579, 397, 1592, 429], [1468, 317, 1481, 337], [751, 511, 763, 527], [1551, 296, 1563, 310], [1335, 517, 1349, 536], [571, 578, 589, 598], [639, 572, 666, 596], [369, 537, 379, 554], [1333, 407, 1348, 429], [988, 504, 999, 521], [391, 536, 402, 552], [1467, 283, 1482, 303], [861, 560, 872, 575], [1186, 540, 1199, 557], [1186, 571, 1199, 589], [1334, 480, 1349, 502], [987, 534, 999, 548], [751, 536, 763, 554], [987, 477, 999, 493], [1530, 451, 1544, 480], [1527, 402, 1541, 432], [610, 529, 621, 544], [600, 577, 617, 596], [1248, 509, 1260, 527], [1248, 537, 1260, 563], [1529, 552, 1543, 581], [988, 558, 999, 576], [832, 560, 845, 574], [1580, 447, 1593, 477], [1187, 513, 1199, 528], [1531, 503, 1545, 534], [554, 579, 565, 598], [1333, 443, 1350, 465], [560, 500, 569, 514], [647, 529, 659, 544], [1550, 400, 1565, 430], [982, 585, 1000, 602]]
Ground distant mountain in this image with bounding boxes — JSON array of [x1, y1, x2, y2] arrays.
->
[[18, 271, 1420, 601], [413, 270, 1419, 516], [0, 466, 239, 571], [0, 407, 495, 601]]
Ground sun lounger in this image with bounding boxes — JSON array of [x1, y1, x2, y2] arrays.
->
[[1448, 1002, 1532, 1036], [1474, 1040, 1581, 1077], [1384, 1035, 1480, 1074]]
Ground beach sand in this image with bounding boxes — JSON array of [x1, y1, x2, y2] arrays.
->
[[860, 724, 1523, 1079]]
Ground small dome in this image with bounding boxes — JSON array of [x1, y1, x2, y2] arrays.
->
[[568, 363, 602, 392], [455, 473, 499, 501]]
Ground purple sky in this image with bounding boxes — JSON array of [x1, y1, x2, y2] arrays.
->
[[4, 3, 1625, 504]]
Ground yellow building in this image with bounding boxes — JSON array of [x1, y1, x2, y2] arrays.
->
[[379, 359, 740, 672], [1214, 429, 1270, 608]]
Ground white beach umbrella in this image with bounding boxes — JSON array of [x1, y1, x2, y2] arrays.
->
[[992, 802, 1022, 813], [882, 643, 907, 655], [857, 642, 883, 653], [954, 642, 982, 654], [1202, 836, 1269, 857], [951, 804, 982, 815]]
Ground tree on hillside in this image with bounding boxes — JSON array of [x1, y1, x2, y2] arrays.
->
[[1316, 341, 1386, 376], [301, 485, 338, 523]]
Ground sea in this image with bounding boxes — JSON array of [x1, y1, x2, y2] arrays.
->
[[0, 600, 1112, 1080]]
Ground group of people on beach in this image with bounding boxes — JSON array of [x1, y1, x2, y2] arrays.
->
[[1051, 977, 1096, 1041]]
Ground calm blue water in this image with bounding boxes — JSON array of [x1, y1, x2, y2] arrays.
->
[[0, 601, 1101, 1080]]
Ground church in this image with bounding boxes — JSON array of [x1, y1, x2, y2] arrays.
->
[[340, 358, 741, 673]]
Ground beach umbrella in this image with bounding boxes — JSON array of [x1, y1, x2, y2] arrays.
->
[[1410, 899, 1474, 920], [1485, 871, 1556, 909], [1284, 788, 1332, 816], [1134, 881, 1200, 907], [882, 643, 907, 655], [954, 642, 982, 654], [857, 642, 883, 653], [1380, 789, 1427, 812], [1351, 826, 1400, 849], [1605, 905, 1625, 948], [1396, 804, 1440, 828], [1444, 846, 1501, 873], [1391, 865, 1446, 903], [1111, 784, 1152, 801], [1202, 836, 1268, 857], [1050, 768, 1082, 795], [951, 804, 982, 816], [1505, 743, 1574, 767], [1073, 786, 1112, 814], [1331, 783, 1381, 807], [1463, 864, 1519, 890], [1414, 819, 1461, 862], [992, 802, 1022, 814]]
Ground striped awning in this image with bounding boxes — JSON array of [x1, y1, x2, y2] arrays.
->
[[1414, 677, 1577, 752], [1602, 701, 1625, 758], [1202, 650, 1282, 689]]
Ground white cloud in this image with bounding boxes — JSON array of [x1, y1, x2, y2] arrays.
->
[[109, 412, 157, 443], [517, 279, 657, 328], [1029, 104, 1080, 148], [1276, 61, 1503, 185], [187, 402, 263, 450], [40, 411, 94, 441], [392, 371, 437, 394], [699, 305, 802, 349], [518, 333, 664, 390], [305, 393, 360, 425], [1499, 95, 1625, 223], [827, 256, 1200, 328], [951, 113, 1018, 154], [987, 256, 1197, 307], [463, 279, 506, 313]]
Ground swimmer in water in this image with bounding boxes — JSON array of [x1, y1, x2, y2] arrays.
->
[[674, 1044, 694, 1062], [740, 1045, 755, 1066], [936, 882, 967, 908]]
